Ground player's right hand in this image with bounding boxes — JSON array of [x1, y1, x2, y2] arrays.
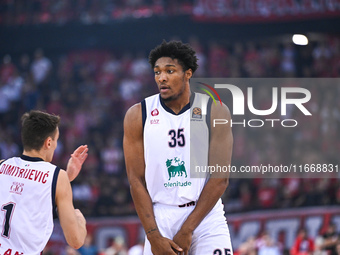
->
[[149, 234, 183, 255], [173, 229, 192, 255], [66, 145, 88, 181]]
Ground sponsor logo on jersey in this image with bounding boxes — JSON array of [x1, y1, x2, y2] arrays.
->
[[164, 157, 190, 188], [166, 157, 187, 180], [10, 182, 24, 195], [150, 119, 159, 124], [151, 108, 159, 116], [192, 107, 202, 119]]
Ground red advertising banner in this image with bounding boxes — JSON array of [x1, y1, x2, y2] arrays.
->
[[193, 0, 340, 23], [48, 206, 340, 253]]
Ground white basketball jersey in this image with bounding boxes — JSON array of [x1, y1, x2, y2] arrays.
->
[[142, 92, 211, 205], [0, 155, 60, 255]]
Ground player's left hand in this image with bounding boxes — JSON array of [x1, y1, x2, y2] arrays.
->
[[173, 229, 192, 255], [66, 145, 88, 181]]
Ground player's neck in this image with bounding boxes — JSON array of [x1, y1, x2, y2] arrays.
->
[[23, 149, 47, 161], [163, 90, 191, 114]]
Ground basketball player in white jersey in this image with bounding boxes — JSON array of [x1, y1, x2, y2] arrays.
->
[[124, 41, 233, 255], [0, 110, 88, 254]]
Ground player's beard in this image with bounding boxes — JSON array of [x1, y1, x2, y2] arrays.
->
[[160, 78, 186, 102], [161, 91, 182, 102]]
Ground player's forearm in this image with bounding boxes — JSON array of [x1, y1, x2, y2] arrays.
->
[[65, 168, 75, 182], [76, 216, 87, 246], [71, 223, 87, 249], [130, 179, 161, 239], [66, 232, 86, 249], [65, 222, 87, 249], [180, 178, 229, 233], [65, 210, 87, 249]]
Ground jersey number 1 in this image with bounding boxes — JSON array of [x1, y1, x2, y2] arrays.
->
[[1, 202, 15, 238], [168, 128, 185, 147]]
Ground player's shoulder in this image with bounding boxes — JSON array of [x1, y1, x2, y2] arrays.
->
[[210, 101, 231, 120], [125, 101, 142, 121], [0, 157, 19, 166], [124, 102, 144, 131], [57, 169, 68, 180], [56, 169, 71, 196], [125, 94, 160, 120]]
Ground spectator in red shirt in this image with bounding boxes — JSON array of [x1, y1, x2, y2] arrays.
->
[[291, 228, 314, 255]]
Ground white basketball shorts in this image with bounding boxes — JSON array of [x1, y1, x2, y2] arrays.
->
[[143, 200, 233, 255]]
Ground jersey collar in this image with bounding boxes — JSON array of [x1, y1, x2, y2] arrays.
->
[[21, 155, 44, 162], [159, 93, 195, 116]]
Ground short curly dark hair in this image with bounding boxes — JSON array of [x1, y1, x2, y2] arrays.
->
[[149, 40, 198, 73]]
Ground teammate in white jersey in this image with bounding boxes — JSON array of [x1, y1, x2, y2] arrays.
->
[[123, 41, 233, 255], [0, 110, 88, 254]]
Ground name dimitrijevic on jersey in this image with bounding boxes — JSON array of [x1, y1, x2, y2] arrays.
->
[[0, 163, 50, 184]]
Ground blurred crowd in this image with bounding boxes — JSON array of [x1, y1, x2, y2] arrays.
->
[[42, 233, 143, 255], [0, 0, 193, 25], [1, 35, 340, 219], [59, 234, 144, 255], [41, 221, 340, 255], [237, 223, 340, 255]]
